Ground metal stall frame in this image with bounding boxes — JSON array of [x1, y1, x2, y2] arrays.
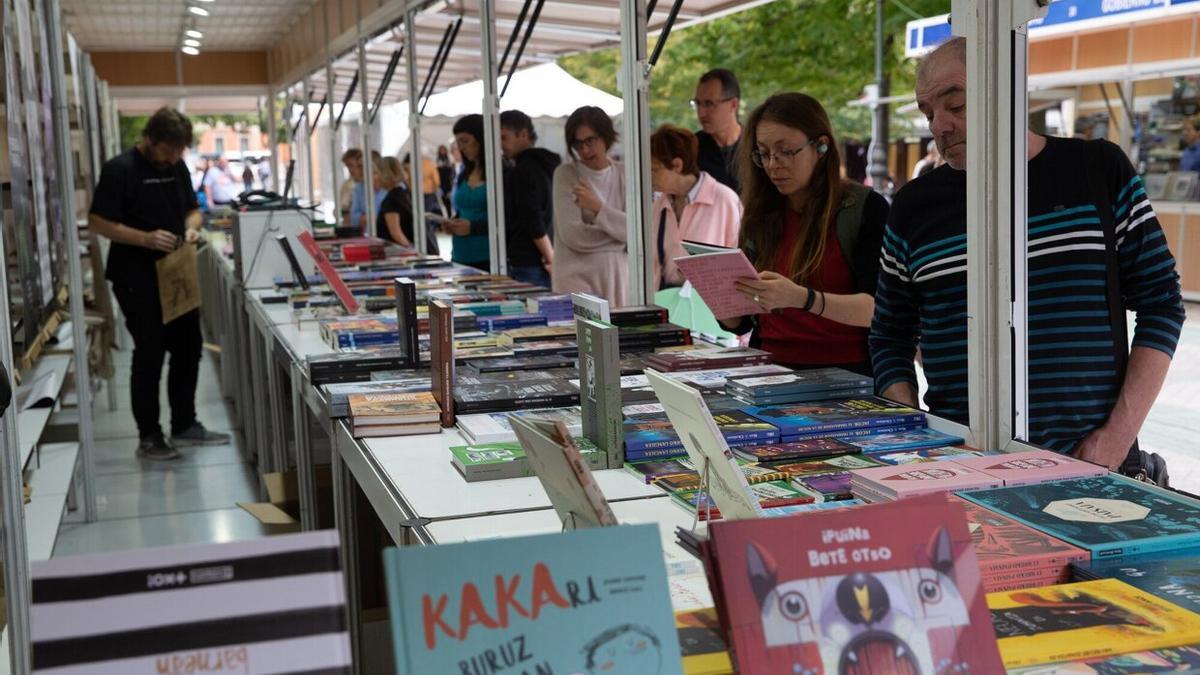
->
[[619, 0, 652, 306], [405, 9, 427, 255], [480, 0, 509, 276]]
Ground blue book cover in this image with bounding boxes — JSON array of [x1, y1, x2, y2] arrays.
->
[[1072, 549, 1200, 615], [623, 412, 779, 459], [779, 421, 928, 444], [742, 397, 926, 437], [384, 525, 683, 675], [959, 475, 1200, 559], [848, 427, 966, 454]]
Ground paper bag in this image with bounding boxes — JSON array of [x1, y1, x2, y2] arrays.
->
[[156, 243, 200, 324]]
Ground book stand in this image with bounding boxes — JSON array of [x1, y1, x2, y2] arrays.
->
[[561, 511, 581, 532], [690, 458, 714, 532]]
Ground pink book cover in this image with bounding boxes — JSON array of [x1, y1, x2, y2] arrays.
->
[[706, 494, 1004, 674], [297, 231, 360, 314], [851, 463, 1002, 499], [672, 250, 762, 319], [950, 449, 1107, 486]]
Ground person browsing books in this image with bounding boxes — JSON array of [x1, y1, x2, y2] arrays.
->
[[870, 38, 1184, 478], [650, 124, 742, 289], [441, 115, 491, 271], [722, 93, 888, 376], [500, 109, 561, 288], [552, 106, 628, 305]]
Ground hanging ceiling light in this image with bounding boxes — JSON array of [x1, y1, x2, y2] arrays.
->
[[184, 38, 201, 47], [185, 29, 203, 39], [188, 6, 209, 16], [182, 45, 200, 55]]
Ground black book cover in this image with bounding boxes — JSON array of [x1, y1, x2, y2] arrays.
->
[[453, 380, 580, 414], [394, 277, 419, 368]]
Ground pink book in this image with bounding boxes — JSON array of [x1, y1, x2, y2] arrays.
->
[[950, 448, 1107, 486], [672, 250, 762, 319], [851, 462, 1002, 499]]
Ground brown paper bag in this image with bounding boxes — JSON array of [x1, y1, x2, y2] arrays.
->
[[156, 243, 200, 324]]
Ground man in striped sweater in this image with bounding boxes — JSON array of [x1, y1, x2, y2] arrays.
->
[[869, 38, 1185, 473]]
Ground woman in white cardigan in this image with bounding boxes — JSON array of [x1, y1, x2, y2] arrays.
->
[[552, 106, 628, 306]]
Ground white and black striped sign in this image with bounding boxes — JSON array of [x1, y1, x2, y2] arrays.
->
[[31, 531, 350, 674]]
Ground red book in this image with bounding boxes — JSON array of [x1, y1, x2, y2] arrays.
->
[[703, 494, 1004, 674], [296, 231, 359, 314], [429, 300, 454, 427], [951, 495, 1089, 581]]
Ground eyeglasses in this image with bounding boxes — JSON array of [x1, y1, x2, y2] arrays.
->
[[690, 97, 735, 111], [751, 139, 820, 168], [570, 135, 602, 151]]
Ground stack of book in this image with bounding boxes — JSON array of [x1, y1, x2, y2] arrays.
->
[[525, 294, 574, 322], [469, 353, 576, 373], [953, 494, 1089, 592], [645, 346, 772, 372], [623, 408, 779, 462], [323, 377, 431, 417], [731, 437, 861, 464], [726, 367, 873, 405], [499, 325, 578, 343], [347, 392, 441, 437], [307, 348, 420, 385], [740, 396, 927, 442], [609, 304, 669, 326], [455, 406, 583, 444], [453, 379, 579, 415], [674, 480, 815, 520], [844, 427, 966, 456], [1071, 550, 1200, 615], [509, 339, 578, 357], [454, 299, 528, 316], [319, 316, 397, 349], [448, 437, 605, 482], [618, 323, 691, 352], [475, 313, 548, 332], [850, 462, 1002, 501], [950, 448, 1107, 486]]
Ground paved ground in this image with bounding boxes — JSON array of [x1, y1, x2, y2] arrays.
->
[[1140, 301, 1200, 495]]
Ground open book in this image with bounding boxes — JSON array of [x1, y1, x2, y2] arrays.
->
[[672, 248, 762, 320]]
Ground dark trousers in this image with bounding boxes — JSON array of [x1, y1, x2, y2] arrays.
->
[[509, 263, 551, 289], [112, 281, 202, 438]]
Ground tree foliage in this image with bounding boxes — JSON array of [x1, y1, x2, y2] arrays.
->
[[559, 0, 950, 140]]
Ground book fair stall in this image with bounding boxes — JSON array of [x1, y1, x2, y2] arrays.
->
[[3, 0, 1200, 674]]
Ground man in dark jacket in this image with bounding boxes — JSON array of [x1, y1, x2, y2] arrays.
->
[[693, 68, 742, 193], [500, 110, 561, 288]]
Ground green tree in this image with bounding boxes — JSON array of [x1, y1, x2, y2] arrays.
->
[[559, 0, 949, 140]]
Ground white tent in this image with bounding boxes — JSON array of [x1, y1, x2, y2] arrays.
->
[[378, 62, 623, 160]]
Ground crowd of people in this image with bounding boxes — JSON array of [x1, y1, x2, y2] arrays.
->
[[323, 44, 1183, 478]]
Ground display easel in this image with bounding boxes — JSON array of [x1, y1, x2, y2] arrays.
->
[[689, 457, 714, 533]]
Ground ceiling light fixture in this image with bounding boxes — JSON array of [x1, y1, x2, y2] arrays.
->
[[188, 6, 209, 16], [184, 38, 201, 47], [194, 0, 215, 3], [185, 29, 203, 38], [182, 46, 200, 55]]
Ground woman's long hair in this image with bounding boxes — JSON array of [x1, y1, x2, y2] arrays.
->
[[453, 114, 485, 184], [737, 93, 843, 284]]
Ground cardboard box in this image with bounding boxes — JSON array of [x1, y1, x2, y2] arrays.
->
[[238, 465, 333, 533]]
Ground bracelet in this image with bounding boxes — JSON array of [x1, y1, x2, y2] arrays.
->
[[801, 287, 817, 312], [817, 291, 827, 316]]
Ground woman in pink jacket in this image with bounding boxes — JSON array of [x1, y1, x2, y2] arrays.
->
[[649, 124, 743, 289]]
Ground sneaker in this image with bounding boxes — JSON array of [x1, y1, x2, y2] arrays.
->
[[136, 434, 180, 461], [171, 422, 232, 447]]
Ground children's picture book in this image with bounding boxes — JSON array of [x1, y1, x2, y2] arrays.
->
[[952, 495, 1089, 585], [384, 525, 683, 675], [731, 437, 859, 464], [1072, 549, 1200, 615], [772, 453, 886, 478], [510, 416, 617, 529], [869, 446, 980, 466], [959, 475, 1200, 559], [796, 472, 854, 501], [988, 578, 1200, 669], [624, 458, 697, 484], [953, 449, 1108, 487], [703, 493, 1003, 674], [847, 427, 966, 454], [674, 608, 732, 675], [850, 462, 1003, 500]]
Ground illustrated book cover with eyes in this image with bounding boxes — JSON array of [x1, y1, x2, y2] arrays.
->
[[701, 493, 1003, 674], [1072, 549, 1200, 615], [957, 474, 1200, 558], [383, 525, 683, 675], [988, 578, 1200, 669], [952, 449, 1107, 487]]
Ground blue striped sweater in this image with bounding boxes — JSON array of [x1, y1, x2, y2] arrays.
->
[[869, 136, 1185, 454]]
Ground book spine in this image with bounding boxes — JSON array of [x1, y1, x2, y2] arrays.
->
[[430, 301, 455, 427], [624, 445, 687, 461]]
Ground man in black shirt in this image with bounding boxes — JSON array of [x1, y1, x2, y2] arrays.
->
[[89, 108, 231, 460], [692, 68, 742, 193], [500, 110, 561, 288]]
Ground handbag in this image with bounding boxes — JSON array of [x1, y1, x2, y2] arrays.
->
[[156, 241, 201, 324]]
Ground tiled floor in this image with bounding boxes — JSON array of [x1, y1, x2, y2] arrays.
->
[[52, 302, 1200, 559], [53, 348, 269, 558]]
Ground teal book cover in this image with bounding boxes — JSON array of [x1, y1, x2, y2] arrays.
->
[[384, 524, 684, 675], [959, 474, 1200, 558]]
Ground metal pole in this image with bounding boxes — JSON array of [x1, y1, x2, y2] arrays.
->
[[619, 0, 652, 306], [325, 9, 341, 225], [0, 6, 32, 669], [46, 0, 98, 523], [867, 0, 889, 194], [480, 0, 508, 275], [406, 9, 428, 254], [358, 38, 376, 235], [302, 78, 315, 203], [267, 92, 280, 194]]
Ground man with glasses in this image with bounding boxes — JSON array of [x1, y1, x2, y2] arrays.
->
[[692, 68, 742, 193], [869, 38, 1183, 483]]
